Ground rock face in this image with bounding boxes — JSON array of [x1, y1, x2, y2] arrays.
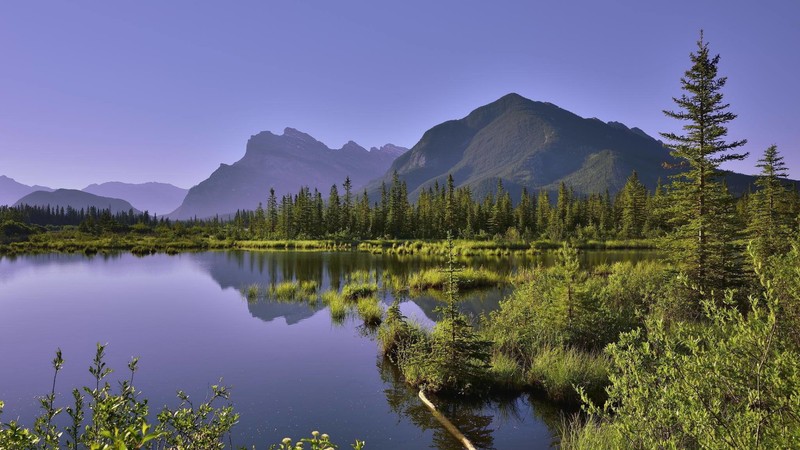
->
[[367, 93, 765, 200], [82, 182, 188, 216], [169, 128, 406, 219], [14, 189, 140, 214], [0, 176, 53, 206]]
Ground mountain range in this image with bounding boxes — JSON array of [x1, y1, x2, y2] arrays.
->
[[0, 176, 53, 206], [6, 93, 789, 219], [168, 128, 406, 219]]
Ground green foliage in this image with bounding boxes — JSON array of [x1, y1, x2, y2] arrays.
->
[[0, 344, 238, 450], [582, 277, 800, 448], [269, 430, 366, 450], [482, 246, 670, 403], [392, 236, 492, 395]]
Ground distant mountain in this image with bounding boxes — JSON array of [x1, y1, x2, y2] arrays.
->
[[83, 182, 187, 216], [0, 176, 53, 206], [14, 189, 140, 214], [367, 93, 766, 200], [169, 128, 407, 219]]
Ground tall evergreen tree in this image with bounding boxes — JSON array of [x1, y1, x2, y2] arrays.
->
[[619, 171, 648, 239], [747, 145, 795, 261], [660, 32, 748, 297]]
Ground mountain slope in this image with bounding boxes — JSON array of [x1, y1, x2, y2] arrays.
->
[[14, 189, 140, 214], [368, 93, 764, 200], [169, 128, 406, 219], [83, 182, 187, 215], [0, 176, 53, 206]]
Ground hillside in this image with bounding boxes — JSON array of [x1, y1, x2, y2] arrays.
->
[[367, 93, 764, 200], [14, 189, 140, 214]]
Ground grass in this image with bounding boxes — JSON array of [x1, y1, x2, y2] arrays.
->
[[322, 290, 348, 322], [269, 280, 319, 302], [342, 282, 378, 300], [559, 416, 625, 450], [488, 352, 525, 391], [527, 345, 609, 404], [407, 266, 504, 291], [356, 296, 383, 326], [243, 283, 261, 302]]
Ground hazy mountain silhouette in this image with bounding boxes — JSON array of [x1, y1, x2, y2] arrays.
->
[[14, 189, 140, 214], [367, 93, 770, 200], [83, 182, 187, 216], [168, 128, 406, 219], [0, 176, 53, 206]]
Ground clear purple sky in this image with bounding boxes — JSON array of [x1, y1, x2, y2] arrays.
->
[[1, 1, 798, 189]]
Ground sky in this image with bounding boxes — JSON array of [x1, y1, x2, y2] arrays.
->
[[1, 1, 798, 189]]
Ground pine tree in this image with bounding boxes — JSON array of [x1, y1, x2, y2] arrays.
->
[[619, 171, 648, 239], [326, 184, 341, 235], [660, 32, 748, 297], [747, 145, 795, 261]]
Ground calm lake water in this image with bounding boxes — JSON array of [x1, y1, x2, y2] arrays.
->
[[0, 250, 656, 449]]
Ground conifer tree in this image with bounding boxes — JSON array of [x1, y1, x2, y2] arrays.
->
[[660, 32, 748, 297], [748, 145, 795, 261], [619, 171, 648, 239]]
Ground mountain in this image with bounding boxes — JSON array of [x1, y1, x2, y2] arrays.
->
[[367, 93, 764, 201], [0, 176, 53, 206], [14, 189, 140, 214], [82, 182, 187, 216], [169, 128, 407, 219]]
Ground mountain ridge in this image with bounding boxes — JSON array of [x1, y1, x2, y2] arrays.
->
[[82, 181, 188, 215], [168, 128, 407, 219], [0, 176, 54, 206], [367, 93, 768, 201]]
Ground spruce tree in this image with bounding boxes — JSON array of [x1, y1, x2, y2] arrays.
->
[[747, 145, 794, 262], [619, 170, 648, 239], [660, 32, 748, 298]]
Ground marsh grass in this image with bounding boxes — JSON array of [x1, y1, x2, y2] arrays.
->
[[407, 266, 504, 291], [528, 346, 609, 404], [242, 283, 261, 302], [356, 296, 383, 326], [489, 352, 525, 392], [558, 416, 624, 450], [322, 290, 348, 322]]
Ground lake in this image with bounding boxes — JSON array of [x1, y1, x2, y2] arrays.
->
[[0, 249, 655, 449]]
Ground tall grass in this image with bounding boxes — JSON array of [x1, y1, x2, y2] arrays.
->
[[341, 273, 378, 300], [559, 416, 624, 450], [488, 352, 525, 391], [527, 345, 609, 404], [356, 296, 383, 326], [242, 283, 261, 302], [407, 266, 503, 291], [269, 279, 319, 302], [322, 290, 348, 322]]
